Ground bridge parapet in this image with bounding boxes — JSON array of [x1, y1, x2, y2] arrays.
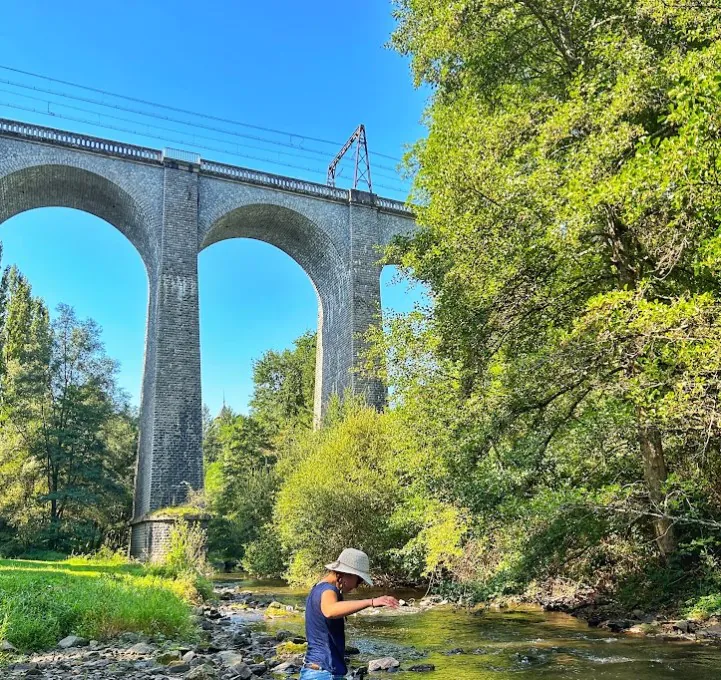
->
[[201, 159, 411, 215], [201, 158, 349, 201], [0, 117, 163, 163], [376, 196, 410, 213]]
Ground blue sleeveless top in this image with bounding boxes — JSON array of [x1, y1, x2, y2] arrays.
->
[[304, 582, 346, 675]]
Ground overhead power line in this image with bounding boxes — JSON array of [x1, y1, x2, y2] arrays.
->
[[0, 86, 406, 185], [0, 64, 405, 163], [0, 77, 404, 176], [0, 100, 408, 197]]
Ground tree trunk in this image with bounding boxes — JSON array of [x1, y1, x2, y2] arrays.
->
[[638, 416, 677, 557], [604, 208, 677, 558]]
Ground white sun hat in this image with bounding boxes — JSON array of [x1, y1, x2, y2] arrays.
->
[[325, 548, 374, 586]]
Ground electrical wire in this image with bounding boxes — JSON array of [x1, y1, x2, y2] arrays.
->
[[0, 86, 408, 185], [0, 64, 406, 163], [0, 100, 328, 179], [0, 78, 405, 177], [0, 99, 409, 199]]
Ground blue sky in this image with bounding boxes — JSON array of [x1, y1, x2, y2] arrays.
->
[[0, 0, 428, 414]]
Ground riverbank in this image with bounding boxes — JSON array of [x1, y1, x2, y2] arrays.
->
[[507, 578, 721, 644], [5, 576, 721, 679], [0, 557, 202, 652]]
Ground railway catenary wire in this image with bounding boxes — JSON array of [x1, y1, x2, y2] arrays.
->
[[0, 65, 406, 164], [0, 100, 408, 197], [0, 86, 408, 186]]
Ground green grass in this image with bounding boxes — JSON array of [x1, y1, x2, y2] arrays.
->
[[684, 593, 721, 620], [0, 556, 201, 652]]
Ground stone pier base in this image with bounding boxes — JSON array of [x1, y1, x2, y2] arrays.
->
[[130, 514, 209, 563]]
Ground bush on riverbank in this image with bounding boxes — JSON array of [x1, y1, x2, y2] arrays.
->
[[270, 402, 467, 586], [149, 519, 214, 600], [0, 557, 199, 652]]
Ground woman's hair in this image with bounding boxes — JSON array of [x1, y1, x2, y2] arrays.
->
[[331, 570, 352, 594]]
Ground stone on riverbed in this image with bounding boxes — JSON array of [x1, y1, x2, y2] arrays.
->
[[218, 650, 245, 666], [57, 635, 88, 649], [1, 639, 17, 652], [368, 657, 401, 671], [166, 661, 191, 673], [155, 650, 182, 664], [672, 619, 696, 633], [228, 661, 253, 678], [697, 623, 721, 639], [272, 660, 298, 674], [185, 665, 218, 680], [127, 642, 156, 655]]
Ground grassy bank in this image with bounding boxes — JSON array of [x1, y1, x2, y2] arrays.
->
[[0, 556, 201, 652]]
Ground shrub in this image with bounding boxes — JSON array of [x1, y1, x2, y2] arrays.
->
[[161, 519, 211, 578], [242, 524, 286, 578], [146, 520, 214, 599], [686, 593, 721, 620], [274, 405, 408, 585]]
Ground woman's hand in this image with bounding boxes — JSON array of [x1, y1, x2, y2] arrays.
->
[[373, 595, 400, 609], [321, 591, 401, 618]]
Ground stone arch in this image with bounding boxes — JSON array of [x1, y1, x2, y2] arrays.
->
[[0, 164, 156, 271], [200, 203, 352, 423]]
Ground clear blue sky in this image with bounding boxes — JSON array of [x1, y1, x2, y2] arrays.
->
[[0, 0, 428, 414]]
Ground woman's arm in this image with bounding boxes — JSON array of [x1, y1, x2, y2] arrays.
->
[[320, 590, 399, 619]]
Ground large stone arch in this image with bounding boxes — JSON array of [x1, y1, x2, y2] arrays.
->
[[200, 203, 353, 423], [0, 163, 156, 271]]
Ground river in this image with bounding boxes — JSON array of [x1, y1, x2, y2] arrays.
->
[[223, 579, 721, 679]]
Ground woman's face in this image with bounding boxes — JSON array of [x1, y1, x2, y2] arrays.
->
[[339, 573, 362, 593]]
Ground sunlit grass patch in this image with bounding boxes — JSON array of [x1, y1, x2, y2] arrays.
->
[[685, 593, 721, 621], [0, 557, 200, 652]]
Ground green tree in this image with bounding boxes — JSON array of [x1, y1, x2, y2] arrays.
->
[[1, 299, 135, 553], [0, 266, 51, 550], [390, 0, 721, 562], [203, 332, 317, 567], [202, 403, 233, 465], [204, 410, 276, 562], [250, 331, 316, 434]]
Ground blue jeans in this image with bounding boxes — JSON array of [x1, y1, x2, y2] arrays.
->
[[299, 667, 345, 680]]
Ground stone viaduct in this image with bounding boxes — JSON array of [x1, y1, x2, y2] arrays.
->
[[0, 118, 414, 559]]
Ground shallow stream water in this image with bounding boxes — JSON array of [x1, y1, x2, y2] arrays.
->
[[222, 579, 721, 679]]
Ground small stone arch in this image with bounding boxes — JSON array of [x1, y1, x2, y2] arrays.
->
[[200, 202, 353, 423], [0, 163, 156, 271]]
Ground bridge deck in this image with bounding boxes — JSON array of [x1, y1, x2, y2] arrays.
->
[[0, 117, 411, 216]]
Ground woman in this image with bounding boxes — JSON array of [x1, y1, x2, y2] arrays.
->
[[300, 548, 399, 679]]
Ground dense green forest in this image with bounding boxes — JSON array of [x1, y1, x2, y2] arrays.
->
[[382, 0, 721, 612], [3, 0, 721, 619]]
